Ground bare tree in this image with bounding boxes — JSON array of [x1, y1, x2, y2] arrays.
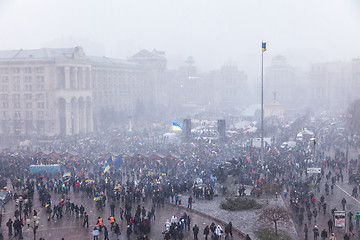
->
[[258, 206, 290, 235]]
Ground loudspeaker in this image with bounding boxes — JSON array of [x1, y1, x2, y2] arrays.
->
[[183, 119, 191, 138], [218, 119, 226, 138]]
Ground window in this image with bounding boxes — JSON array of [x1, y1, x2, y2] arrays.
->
[[25, 85, 32, 91], [13, 94, 20, 99], [26, 102, 32, 108], [37, 111, 44, 118], [25, 94, 32, 100], [36, 94, 44, 99], [0, 86, 8, 91], [13, 85, 20, 91], [24, 67, 32, 73], [37, 102, 45, 109], [37, 84, 45, 90], [36, 67, 44, 73], [14, 102, 21, 109], [1, 94, 8, 100], [24, 76, 32, 82], [2, 77, 8, 83], [2, 102, 8, 108], [14, 111, 21, 118], [11, 68, 20, 74], [26, 111, 33, 118], [0, 68, 8, 74], [2, 111, 7, 118], [37, 76, 44, 83], [13, 77, 20, 84]]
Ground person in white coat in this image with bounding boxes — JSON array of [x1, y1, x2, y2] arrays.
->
[[215, 225, 223, 239]]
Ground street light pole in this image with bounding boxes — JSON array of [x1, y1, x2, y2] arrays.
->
[[261, 42, 266, 167], [26, 215, 40, 240], [16, 196, 23, 219]]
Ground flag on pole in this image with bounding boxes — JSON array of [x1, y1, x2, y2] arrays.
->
[[62, 172, 71, 178], [85, 178, 93, 183], [262, 42, 267, 52], [114, 156, 123, 172], [94, 193, 103, 201], [172, 122, 182, 131], [103, 156, 112, 173]]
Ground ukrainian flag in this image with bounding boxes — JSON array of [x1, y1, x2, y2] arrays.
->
[[103, 156, 112, 173], [62, 172, 71, 178], [94, 194, 103, 201], [262, 42, 267, 52], [172, 122, 182, 131]]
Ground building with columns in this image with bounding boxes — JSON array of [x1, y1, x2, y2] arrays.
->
[[0, 47, 93, 136], [0, 47, 167, 136]]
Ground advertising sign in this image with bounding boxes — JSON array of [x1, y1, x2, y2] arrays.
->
[[334, 211, 346, 227], [307, 168, 321, 174]]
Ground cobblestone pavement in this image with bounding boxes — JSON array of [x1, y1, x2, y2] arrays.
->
[[291, 147, 360, 240], [0, 182, 244, 240], [177, 191, 298, 240]]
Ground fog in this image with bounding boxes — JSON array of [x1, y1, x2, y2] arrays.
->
[[1, 0, 359, 76], [0, 0, 360, 140]]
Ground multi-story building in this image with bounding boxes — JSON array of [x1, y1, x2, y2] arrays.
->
[[264, 55, 299, 108], [0, 47, 167, 136], [202, 65, 248, 112], [308, 61, 353, 111], [0, 47, 92, 136]]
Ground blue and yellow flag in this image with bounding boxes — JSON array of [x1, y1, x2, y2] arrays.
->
[[262, 42, 267, 52], [114, 156, 123, 172], [172, 122, 182, 131], [103, 156, 112, 173], [94, 193, 103, 201], [62, 172, 71, 178]]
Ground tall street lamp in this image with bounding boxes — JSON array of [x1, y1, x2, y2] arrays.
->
[[261, 42, 267, 167], [26, 215, 40, 240], [16, 196, 23, 219]]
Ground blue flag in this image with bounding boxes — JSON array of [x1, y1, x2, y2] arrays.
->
[[114, 156, 123, 172]]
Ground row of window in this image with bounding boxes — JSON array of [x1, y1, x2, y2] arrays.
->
[[0, 84, 45, 91], [2, 111, 45, 119], [2, 102, 45, 109], [0, 67, 44, 74], [1, 76, 44, 83], [0, 93, 45, 100]]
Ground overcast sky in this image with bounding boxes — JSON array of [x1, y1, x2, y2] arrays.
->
[[0, 0, 359, 79]]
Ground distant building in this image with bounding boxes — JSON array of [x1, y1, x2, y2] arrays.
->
[[202, 65, 248, 112], [0, 47, 167, 136], [0, 47, 92, 136], [265, 55, 300, 108], [308, 61, 353, 110], [264, 92, 285, 118]]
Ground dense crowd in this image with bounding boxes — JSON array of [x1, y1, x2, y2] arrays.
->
[[0, 114, 358, 239]]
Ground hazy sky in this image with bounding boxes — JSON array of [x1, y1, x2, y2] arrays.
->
[[0, 0, 359, 79]]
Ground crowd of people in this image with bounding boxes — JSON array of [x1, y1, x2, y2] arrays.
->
[[0, 113, 358, 239]]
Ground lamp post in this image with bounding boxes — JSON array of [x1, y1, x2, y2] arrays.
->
[[16, 196, 23, 219], [261, 42, 267, 167], [26, 215, 40, 240]]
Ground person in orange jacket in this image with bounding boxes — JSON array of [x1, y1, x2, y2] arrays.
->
[[97, 216, 103, 232]]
